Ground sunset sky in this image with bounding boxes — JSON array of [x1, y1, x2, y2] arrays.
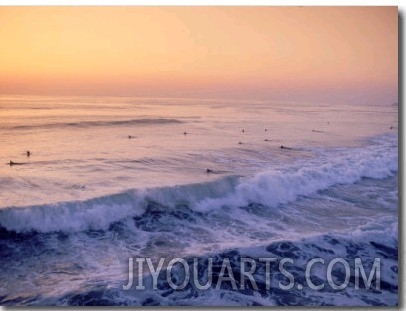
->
[[0, 6, 398, 104]]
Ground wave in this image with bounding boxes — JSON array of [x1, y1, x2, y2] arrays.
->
[[195, 139, 397, 213], [0, 136, 397, 234], [4, 118, 183, 131], [0, 177, 240, 234]]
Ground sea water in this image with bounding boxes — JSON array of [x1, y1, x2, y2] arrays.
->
[[0, 95, 398, 306]]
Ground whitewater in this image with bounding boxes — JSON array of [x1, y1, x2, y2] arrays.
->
[[0, 96, 398, 306]]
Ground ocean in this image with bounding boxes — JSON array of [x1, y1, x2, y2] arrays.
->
[[0, 95, 398, 306]]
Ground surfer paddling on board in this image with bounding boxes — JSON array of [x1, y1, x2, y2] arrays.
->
[[206, 168, 222, 174], [280, 145, 293, 150], [8, 160, 24, 166], [206, 168, 227, 174]]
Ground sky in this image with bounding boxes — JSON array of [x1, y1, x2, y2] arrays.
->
[[0, 6, 398, 104]]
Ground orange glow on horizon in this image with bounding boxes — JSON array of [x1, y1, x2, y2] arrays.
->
[[0, 6, 398, 104]]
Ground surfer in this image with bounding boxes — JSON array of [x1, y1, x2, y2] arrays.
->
[[8, 160, 23, 166], [242, 129, 245, 133], [26, 150, 31, 157], [184, 131, 187, 135], [206, 168, 226, 174], [280, 145, 293, 150]]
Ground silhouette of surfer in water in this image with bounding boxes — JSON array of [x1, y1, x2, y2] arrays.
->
[[280, 145, 293, 150], [26, 150, 31, 157], [8, 160, 24, 166], [206, 168, 227, 174]]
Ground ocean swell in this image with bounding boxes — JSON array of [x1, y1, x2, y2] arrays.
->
[[3, 118, 183, 131]]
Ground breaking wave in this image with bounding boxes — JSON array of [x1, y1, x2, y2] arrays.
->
[[0, 135, 397, 234]]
